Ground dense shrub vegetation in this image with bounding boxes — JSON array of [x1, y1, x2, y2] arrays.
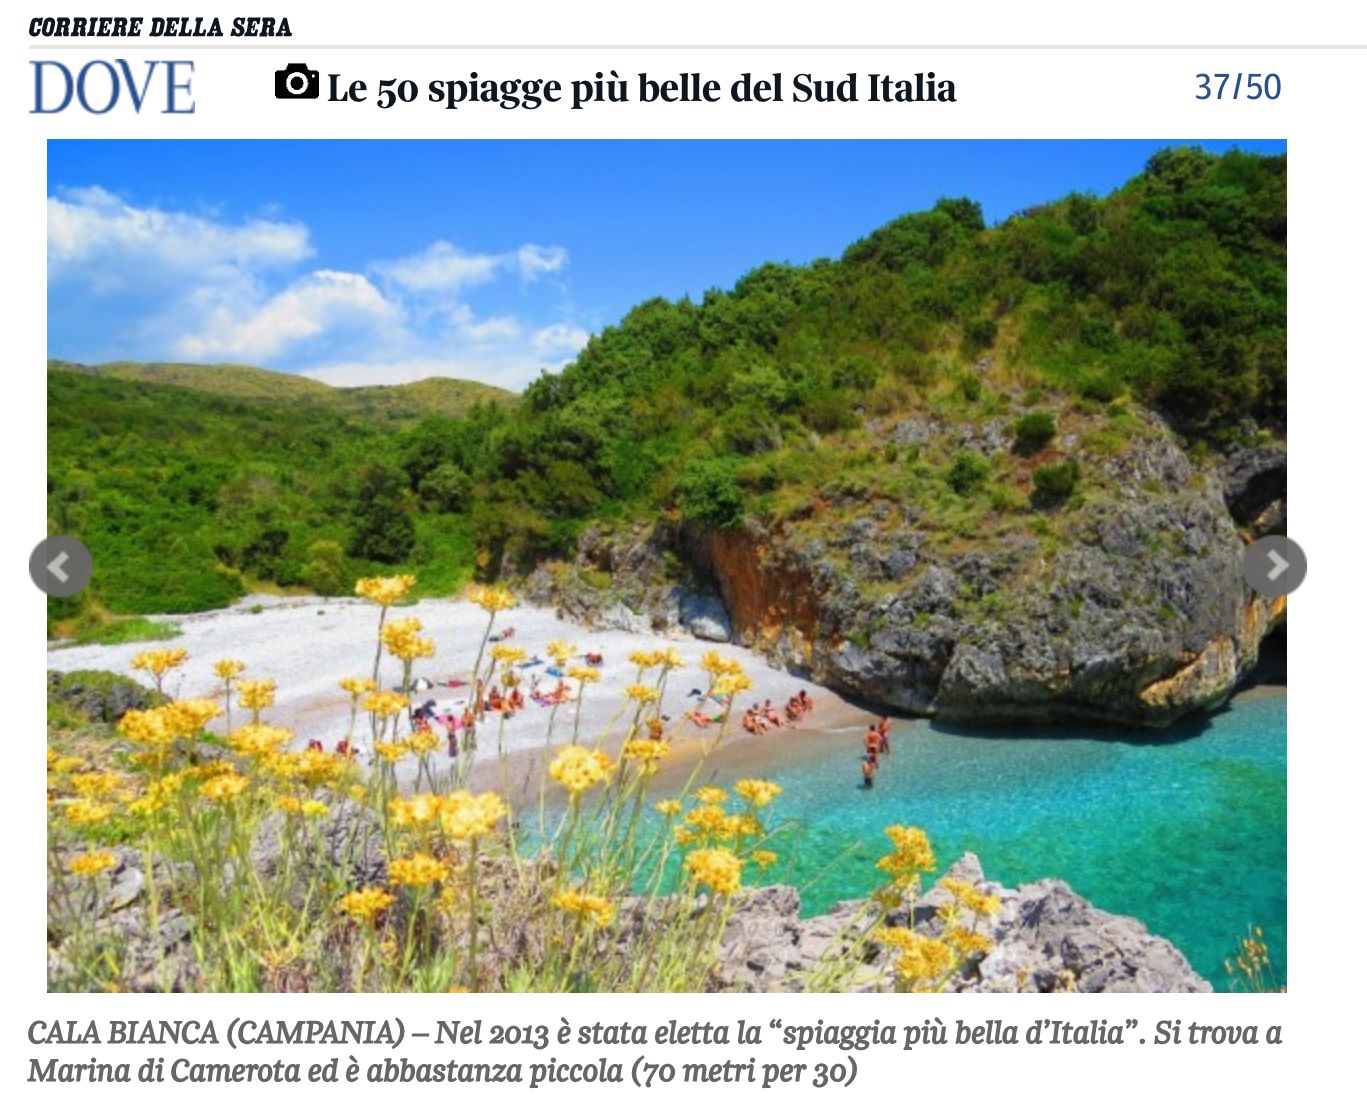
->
[[48, 148, 1284, 627]]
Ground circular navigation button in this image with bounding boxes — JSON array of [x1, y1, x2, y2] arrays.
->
[[29, 535, 93, 598], [1241, 535, 1306, 597]]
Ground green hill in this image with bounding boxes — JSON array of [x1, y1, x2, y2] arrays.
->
[[47, 359, 513, 420], [48, 146, 1285, 638]]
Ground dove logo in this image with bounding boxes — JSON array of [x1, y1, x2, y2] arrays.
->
[[31, 59, 195, 114]]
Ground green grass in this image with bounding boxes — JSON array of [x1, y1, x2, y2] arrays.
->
[[64, 618, 184, 646]]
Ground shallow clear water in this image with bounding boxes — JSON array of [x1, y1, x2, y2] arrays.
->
[[680, 690, 1286, 990]]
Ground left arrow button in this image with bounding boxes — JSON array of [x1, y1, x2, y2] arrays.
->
[[30, 536, 92, 597]]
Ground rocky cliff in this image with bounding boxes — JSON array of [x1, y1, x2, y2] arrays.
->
[[718, 852, 1211, 993], [530, 401, 1286, 729]]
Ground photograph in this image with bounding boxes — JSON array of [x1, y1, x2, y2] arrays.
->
[[44, 138, 1287, 994]]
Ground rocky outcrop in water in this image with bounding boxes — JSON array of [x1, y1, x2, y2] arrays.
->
[[717, 853, 1211, 993], [535, 406, 1286, 729]]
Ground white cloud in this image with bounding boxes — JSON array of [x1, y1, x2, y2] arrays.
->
[[517, 243, 569, 280], [177, 270, 400, 361], [48, 185, 311, 279], [533, 323, 590, 353], [49, 185, 586, 389], [449, 305, 521, 343], [373, 240, 504, 292], [375, 240, 569, 293]]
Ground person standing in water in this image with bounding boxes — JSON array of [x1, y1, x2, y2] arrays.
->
[[864, 724, 882, 765], [862, 756, 876, 788], [878, 715, 892, 754]]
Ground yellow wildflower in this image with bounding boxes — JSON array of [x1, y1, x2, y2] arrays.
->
[[127, 773, 186, 816], [405, 730, 441, 756], [336, 886, 396, 923], [622, 738, 670, 772], [374, 740, 408, 764], [943, 878, 1002, 918], [700, 650, 742, 676], [439, 790, 507, 842], [624, 684, 661, 704], [200, 773, 250, 803], [655, 799, 682, 817], [237, 679, 277, 712], [628, 649, 665, 669], [660, 648, 686, 670], [355, 574, 417, 607], [712, 672, 752, 697], [684, 848, 744, 896], [388, 853, 450, 888], [751, 850, 778, 869], [63, 799, 112, 827], [546, 639, 577, 665], [490, 644, 526, 664], [876, 824, 937, 886], [946, 927, 994, 957], [70, 772, 125, 800], [383, 617, 437, 661], [53, 756, 86, 774], [339, 676, 377, 697], [389, 793, 445, 829], [160, 699, 222, 738], [466, 584, 516, 613], [722, 814, 763, 839], [873, 926, 920, 951], [549, 745, 615, 797], [213, 659, 246, 680], [734, 779, 782, 808], [117, 708, 176, 749], [67, 851, 118, 877], [131, 647, 188, 676], [695, 786, 728, 805], [566, 665, 601, 684], [890, 933, 955, 987], [552, 889, 615, 928], [683, 805, 730, 839], [227, 723, 292, 758], [362, 690, 408, 719]]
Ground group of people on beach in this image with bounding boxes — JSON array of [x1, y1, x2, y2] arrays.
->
[[738, 689, 815, 736], [860, 715, 893, 788]]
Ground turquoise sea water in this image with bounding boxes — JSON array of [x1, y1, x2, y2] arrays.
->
[[678, 689, 1287, 990]]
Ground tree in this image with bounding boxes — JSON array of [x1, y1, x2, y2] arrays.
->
[[676, 459, 745, 529], [417, 462, 473, 513], [301, 539, 348, 596], [348, 463, 416, 563]]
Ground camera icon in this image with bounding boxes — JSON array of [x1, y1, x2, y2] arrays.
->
[[275, 62, 320, 100]]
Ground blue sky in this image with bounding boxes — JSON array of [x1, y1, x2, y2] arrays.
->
[[48, 138, 1286, 389]]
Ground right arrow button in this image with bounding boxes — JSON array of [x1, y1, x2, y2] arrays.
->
[[1243, 535, 1306, 597]]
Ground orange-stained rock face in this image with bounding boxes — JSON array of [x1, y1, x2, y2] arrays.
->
[[702, 528, 821, 660]]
